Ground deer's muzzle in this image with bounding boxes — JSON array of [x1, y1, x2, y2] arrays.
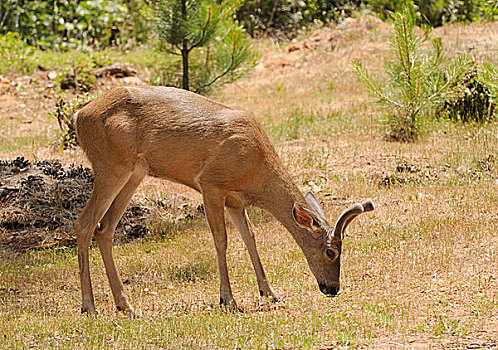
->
[[319, 282, 340, 297]]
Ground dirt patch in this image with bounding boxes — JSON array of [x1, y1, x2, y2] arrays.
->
[[0, 157, 201, 252]]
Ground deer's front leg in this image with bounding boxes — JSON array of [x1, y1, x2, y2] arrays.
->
[[226, 207, 278, 301], [201, 190, 239, 311]]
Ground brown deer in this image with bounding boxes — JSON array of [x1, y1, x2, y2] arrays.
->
[[74, 86, 374, 315]]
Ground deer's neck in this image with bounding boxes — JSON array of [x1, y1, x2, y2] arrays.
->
[[254, 168, 308, 247]]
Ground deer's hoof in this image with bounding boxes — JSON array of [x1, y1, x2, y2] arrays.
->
[[116, 304, 139, 318], [271, 296, 282, 303], [81, 307, 98, 316], [260, 290, 281, 303], [220, 297, 243, 313]]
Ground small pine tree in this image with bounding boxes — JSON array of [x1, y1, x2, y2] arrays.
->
[[154, 0, 258, 94], [352, 6, 471, 141]]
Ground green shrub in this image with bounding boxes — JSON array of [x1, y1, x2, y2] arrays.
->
[[442, 60, 497, 123], [54, 94, 95, 149], [236, 0, 496, 37]]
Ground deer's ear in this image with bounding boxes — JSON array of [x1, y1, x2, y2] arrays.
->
[[293, 203, 320, 230], [305, 191, 326, 220]]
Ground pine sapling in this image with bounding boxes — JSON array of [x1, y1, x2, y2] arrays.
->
[[352, 7, 469, 141]]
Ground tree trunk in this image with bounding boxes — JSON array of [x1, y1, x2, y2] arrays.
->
[[180, 0, 189, 90], [181, 45, 189, 91]]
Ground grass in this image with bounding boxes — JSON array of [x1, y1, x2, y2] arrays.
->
[[0, 19, 497, 349]]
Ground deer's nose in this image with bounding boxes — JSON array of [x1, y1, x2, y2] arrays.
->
[[319, 283, 340, 297]]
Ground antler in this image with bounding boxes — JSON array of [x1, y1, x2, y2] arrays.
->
[[333, 199, 374, 239]]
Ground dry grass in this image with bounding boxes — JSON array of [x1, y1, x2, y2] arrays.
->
[[0, 19, 497, 349]]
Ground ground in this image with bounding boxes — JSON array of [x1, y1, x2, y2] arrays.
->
[[0, 17, 497, 349]]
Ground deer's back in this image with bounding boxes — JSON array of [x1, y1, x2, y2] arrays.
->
[[75, 86, 278, 192]]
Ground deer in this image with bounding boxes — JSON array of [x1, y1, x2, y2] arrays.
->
[[74, 86, 374, 315]]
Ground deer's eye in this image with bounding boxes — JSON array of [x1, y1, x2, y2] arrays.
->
[[325, 248, 338, 261]]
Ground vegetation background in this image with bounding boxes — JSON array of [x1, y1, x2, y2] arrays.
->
[[0, 0, 497, 348]]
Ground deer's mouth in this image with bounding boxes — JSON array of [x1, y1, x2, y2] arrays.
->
[[319, 283, 341, 297]]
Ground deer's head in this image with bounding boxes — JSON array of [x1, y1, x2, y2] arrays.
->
[[293, 192, 374, 297]]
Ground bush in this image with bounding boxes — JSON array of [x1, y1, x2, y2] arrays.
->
[[54, 94, 95, 149], [442, 60, 497, 123]]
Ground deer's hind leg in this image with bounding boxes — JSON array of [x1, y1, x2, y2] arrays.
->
[[199, 187, 238, 310], [94, 159, 147, 316], [75, 162, 134, 315]]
